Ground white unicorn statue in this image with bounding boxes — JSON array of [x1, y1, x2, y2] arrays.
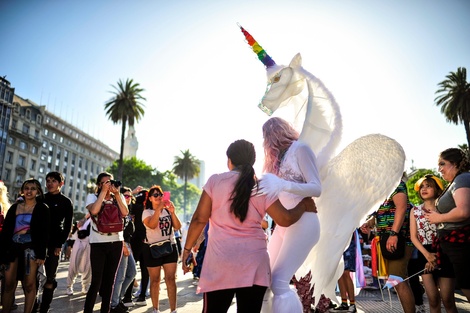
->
[[240, 25, 406, 312]]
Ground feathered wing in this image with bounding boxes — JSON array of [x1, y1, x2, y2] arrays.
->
[[296, 134, 406, 304], [258, 53, 406, 306]]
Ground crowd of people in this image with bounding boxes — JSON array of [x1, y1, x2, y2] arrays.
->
[[0, 118, 470, 313]]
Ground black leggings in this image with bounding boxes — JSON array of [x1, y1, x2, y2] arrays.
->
[[202, 285, 267, 313], [84, 241, 122, 313]]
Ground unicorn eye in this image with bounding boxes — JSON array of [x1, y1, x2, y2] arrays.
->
[[272, 75, 281, 83]]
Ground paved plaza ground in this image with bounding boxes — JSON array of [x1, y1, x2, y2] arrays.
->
[[2, 261, 470, 312]]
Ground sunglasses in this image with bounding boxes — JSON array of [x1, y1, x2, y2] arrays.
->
[[151, 193, 163, 198], [124, 195, 132, 199]]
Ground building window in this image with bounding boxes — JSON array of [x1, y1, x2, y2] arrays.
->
[[42, 140, 48, 148], [15, 174, 24, 185], [36, 115, 42, 124], [25, 109, 31, 120], [40, 152, 47, 161], [18, 155, 26, 167], [19, 141, 27, 150], [11, 119, 17, 129], [4, 169, 10, 180], [7, 136, 14, 145], [22, 123, 30, 134], [6, 151, 13, 163], [52, 132, 56, 140], [32, 146, 38, 154], [35, 129, 40, 139], [39, 165, 45, 174], [30, 159, 36, 170]]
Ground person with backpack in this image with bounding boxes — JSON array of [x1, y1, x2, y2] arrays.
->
[[83, 172, 129, 313], [37, 171, 74, 313]]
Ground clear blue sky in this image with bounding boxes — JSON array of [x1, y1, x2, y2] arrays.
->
[[1, 0, 469, 181]]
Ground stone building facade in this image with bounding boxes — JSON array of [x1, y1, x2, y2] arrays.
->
[[2, 93, 118, 213]]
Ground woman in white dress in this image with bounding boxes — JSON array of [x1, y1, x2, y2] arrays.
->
[[262, 117, 321, 312]]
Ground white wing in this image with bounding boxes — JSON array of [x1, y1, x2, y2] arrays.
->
[[296, 133, 406, 303]]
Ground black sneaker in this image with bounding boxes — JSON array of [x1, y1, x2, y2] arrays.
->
[[110, 303, 128, 313], [328, 300, 337, 309], [332, 303, 349, 312], [134, 297, 147, 306], [348, 304, 357, 313]]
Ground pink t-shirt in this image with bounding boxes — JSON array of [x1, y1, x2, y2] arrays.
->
[[197, 171, 277, 293]]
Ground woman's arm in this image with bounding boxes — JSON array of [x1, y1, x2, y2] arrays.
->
[[266, 197, 315, 227], [166, 201, 182, 231], [143, 205, 163, 229], [426, 188, 470, 224], [182, 191, 211, 274], [87, 185, 108, 216]]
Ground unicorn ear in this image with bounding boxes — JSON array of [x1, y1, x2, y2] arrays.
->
[[289, 53, 302, 68]]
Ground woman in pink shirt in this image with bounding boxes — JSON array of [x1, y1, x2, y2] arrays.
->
[[181, 139, 316, 313]]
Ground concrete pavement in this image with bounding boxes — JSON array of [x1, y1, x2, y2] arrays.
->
[[3, 260, 470, 312]]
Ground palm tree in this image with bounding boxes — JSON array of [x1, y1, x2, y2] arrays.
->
[[104, 78, 146, 180], [435, 67, 470, 147], [173, 149, 200, 221]]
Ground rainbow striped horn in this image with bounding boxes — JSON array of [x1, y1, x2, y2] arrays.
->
[[239, 25, 276, 68]]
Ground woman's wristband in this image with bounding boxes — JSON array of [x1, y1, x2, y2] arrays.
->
[[184, 247, 191, 252]]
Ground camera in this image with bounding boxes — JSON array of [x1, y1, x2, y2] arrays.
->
[[110, 180, 122, 187]]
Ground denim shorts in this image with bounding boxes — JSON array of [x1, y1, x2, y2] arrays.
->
[[12, 233, 32, 244]]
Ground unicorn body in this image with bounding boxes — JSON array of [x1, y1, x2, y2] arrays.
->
[[241, 26, 406, 310]]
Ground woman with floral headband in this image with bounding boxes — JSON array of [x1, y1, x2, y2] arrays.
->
[[426, 148, 470, 302]]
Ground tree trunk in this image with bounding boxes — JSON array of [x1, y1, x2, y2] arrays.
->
[[118, 122, 126, 181], [183, 175, 188, 222], [465, 119, 470, 151]]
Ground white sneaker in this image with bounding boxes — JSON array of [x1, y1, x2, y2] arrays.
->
[[81, 286, 88, 294], [66, 287, 73, 296], [152, 309, 161, 313]]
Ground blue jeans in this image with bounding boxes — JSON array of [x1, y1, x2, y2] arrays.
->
[[111, 243, 137, 308]]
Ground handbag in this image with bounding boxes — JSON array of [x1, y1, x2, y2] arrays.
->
[[149, 240, 173, 258], [379, 233, 406, 260]]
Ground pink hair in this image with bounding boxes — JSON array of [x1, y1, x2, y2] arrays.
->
[[262, 117, 299, 175]]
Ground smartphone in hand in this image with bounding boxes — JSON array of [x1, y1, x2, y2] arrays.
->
[[185, 252, 195, 270], [163, 191, 171, 201]]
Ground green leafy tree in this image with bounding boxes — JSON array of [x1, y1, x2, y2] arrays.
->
[[172, 149, 200, 221], [104, 78, 146, 180], [106, 158, 183, 208], [175, 183, 201, 221], [435, 67, 470, 147], [107, 157, 161, 189]]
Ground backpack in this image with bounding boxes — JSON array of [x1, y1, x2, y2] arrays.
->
[[91, 199, 124, 234]]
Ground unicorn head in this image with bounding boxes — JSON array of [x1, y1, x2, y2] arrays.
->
[[239, 25, 305, 116]]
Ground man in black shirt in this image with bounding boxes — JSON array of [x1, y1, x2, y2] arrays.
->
[[39, 172, 74, 313]]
